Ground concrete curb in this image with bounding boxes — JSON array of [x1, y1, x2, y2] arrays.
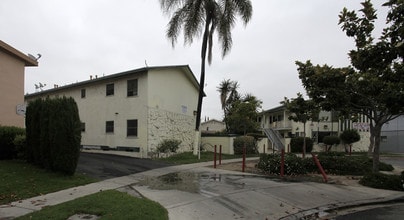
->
[[280, 195, 404, 219]]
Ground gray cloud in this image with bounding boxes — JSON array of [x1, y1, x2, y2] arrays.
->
[[0, 0, 389, 120]]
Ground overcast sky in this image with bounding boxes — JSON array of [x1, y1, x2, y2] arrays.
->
[[1, 0, 389, 120]]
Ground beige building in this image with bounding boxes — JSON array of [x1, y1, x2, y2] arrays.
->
[[200, 119, 226, 134], [0, 40, 38, 127], [25, 65, 200, 157]]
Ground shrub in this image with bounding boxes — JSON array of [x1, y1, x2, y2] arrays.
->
[[317, 151, 345, 157], [257, 153, 307, 175], [49, 97, 82, 175], [233, 136, 258, 155], [0, 126, 26, 160], [290, 137, 313, 153], [25, 98, 43, 164], [340, 129, 360, 152], [26, 97, 81, 175], [157, 139, 181, 153], [13, 134, 26, 160], [316, 154, 371, 175], [360, 172, 404, 191], [323, 136, 340, 151]]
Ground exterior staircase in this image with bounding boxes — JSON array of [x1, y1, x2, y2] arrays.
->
[[263, 128, 285, 151]]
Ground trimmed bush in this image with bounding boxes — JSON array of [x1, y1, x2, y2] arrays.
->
[[340, 129, 360, 152], [317, 151, 345, 157], [257, 153, 307, 176], [25, 97, 81, 175], [290, 137, 313, 153], [49, 97, 82, 175], [25, 98, 43, 164], [13, 134, 26, 160], [360, 172, 404, 191], [0, 126, 26, 160], [233, 136, 258, 155], [157, 139, 181, 153], [323, 136, 340, 151]]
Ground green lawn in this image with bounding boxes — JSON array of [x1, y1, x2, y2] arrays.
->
[[15, 190, 168, 220], [0, 160, 95, 205], [155, 151, 258, 164]]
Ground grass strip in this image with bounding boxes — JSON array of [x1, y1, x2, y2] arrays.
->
[[0, 160, 95, 205], [15, 190, 168, 220]]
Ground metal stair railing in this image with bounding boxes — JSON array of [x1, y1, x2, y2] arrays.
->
[[263, 128, 285, 151]]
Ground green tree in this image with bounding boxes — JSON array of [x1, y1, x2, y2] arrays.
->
[[296, 0, 404, 172], [281, 93, 319, 157], [323, 136, 341, 152], [159, 0, 253, 133], [217, 79, 240, 132], [340, 129, 361, 153], [225, 93, 262, 135]]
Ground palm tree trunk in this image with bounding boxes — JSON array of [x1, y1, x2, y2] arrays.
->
[[193, 14, 211, 156], [195, 15, 211, 132]]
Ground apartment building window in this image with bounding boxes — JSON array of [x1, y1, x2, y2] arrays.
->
[[127, 79, 138, 97], [106, 83, 114, 96], [127, 119, 138, 137], [81, 89, 86, 98], [106, 121, 114, 133], [81, 122, 86, 132]]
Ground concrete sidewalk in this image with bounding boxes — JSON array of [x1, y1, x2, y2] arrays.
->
[[1, 157, 404, 219]]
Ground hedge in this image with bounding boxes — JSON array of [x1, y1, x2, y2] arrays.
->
[[233, 136, 258, 155], [26, 96, 81, 175], [0, 126, 26, 160], [290, 137, 313, 153], [258, 153, 394, 176]]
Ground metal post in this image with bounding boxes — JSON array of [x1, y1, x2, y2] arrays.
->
[[242, 144, 246, 172], [312, 153, 328, 183], [219, 145, 222, 165], [349, 144, 352, 156], [214, 145, 217, 168], [280, 149, 285, 177]]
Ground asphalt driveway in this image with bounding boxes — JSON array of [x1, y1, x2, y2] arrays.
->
[[76, 152, 171, 180]]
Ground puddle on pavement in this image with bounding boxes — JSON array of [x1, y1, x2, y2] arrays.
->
[[137, 172, 200, 193], [136, 172, 247, 193]]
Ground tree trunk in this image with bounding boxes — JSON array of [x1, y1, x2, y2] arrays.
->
[[303, 122, 306, 158], [193, 15, 211, 156], [195, 16, 211, 131], [368, 122, 375, 157], [372, 123, 383, 173]]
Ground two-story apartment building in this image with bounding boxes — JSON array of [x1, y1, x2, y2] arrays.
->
[[25, 65, 200, 157], [0, 40, 38, 127], [259, 105, 370, 152]]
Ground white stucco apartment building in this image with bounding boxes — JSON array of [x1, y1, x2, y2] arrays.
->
[[259, 105, 370, 152], [25, 65, 200, 157]]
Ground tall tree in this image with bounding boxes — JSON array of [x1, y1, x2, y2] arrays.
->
[[225, 93, 262, 135], [217, 79, 239, 131], [282, 93, 319, 158], [297, 0, 404, 172], [159, 0, 253, 133]]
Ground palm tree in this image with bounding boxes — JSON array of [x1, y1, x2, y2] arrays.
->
[[159, 0, 253, 132], [217, 79, 239, 131]]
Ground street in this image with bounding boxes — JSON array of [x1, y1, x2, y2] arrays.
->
[[76, 152, 171, 180]]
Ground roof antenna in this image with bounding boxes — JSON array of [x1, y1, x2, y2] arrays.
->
[[145, 60, 148, 67]]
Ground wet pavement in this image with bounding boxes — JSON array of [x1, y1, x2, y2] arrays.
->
[[130, 166, 404, 220], [2, 154, 404, 220], [76, 152, 171, 180]]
